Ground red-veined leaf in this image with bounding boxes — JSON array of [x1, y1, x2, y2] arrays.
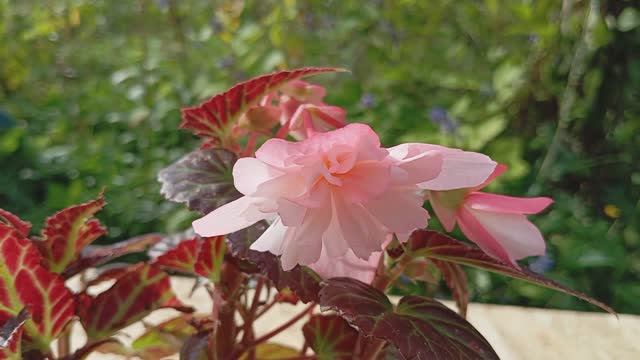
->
[[155, 237, 201, 274], [154, 236, 226, 283], [319, 278, 499, 360], [194, 236, 226, 282], [0, 308, 29, 359], [302, 314, 358, 360], [0, 208, 31, 237], [433, 260, 469, 317], [78, 263, 194, 339], [158, 148, 240, 214], [38, 194, 107, 273], [181, 67, 344, 145], [227, 222, 323, 303], [0, 224, 75, 351], [62, 233, 163, 278], [407, 230, 615, 314]]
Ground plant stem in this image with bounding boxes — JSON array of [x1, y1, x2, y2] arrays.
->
[[232, 303, 315, 359], [254, 296, 278, 319], [57, 323, 72, 357], [241, 277, 266, 360]]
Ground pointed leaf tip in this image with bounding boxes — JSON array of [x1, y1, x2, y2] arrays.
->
[[39, 194, 107, 273], [406, 230, 616, 315]]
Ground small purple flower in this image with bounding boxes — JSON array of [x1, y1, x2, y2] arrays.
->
[[429, 107, 458, 133], [529, 255, 555, 274], [0, 110, 15, 129], [360, 93, 376, 109]]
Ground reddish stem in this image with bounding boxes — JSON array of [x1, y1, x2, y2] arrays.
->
[[254, 296, 278, 319], [231, 303, 315, 359]]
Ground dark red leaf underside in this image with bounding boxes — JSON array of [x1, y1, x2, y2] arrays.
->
[[302, 314, 359, 360], [39, 194, 107, 273], [0, 224, 75, 351], [227, 222, 323, 303], [319, 278, 498, 360], [79, 263, 193, 339], [180, 67, 343, 144], [0, 208, 31, 238], [432, 260, 469, 317], [63, 233, 163, 278], [408, 230, 615, 314]]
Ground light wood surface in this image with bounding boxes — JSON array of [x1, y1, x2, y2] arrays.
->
[[69, 277, 638, 360]]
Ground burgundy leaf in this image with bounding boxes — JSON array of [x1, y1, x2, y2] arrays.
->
[[181, 67, 344, 145], [433, 260, 469, 317], [302, 314, 359, 360], [78, 263, 194, 339], [227, 223, 323, 303], [319, 278, 499, 360], [0, 224, 75, 351], [0, 208, 31, 238], [38, 194, 107, 273], [158, 148, 240, 214], [407, 230, 615, 314]]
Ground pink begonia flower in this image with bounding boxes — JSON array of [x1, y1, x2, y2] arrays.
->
[[427, 164, 553, 266], [277, 80, 346, 139], [193, 123, 496, 275]]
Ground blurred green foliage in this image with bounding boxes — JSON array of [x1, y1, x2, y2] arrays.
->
[[1, 0, 638, 313]]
